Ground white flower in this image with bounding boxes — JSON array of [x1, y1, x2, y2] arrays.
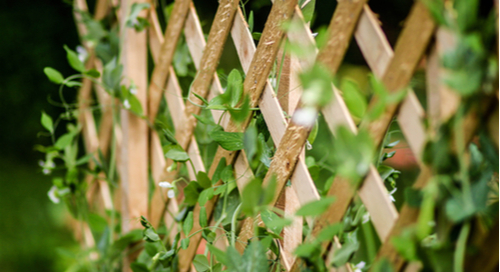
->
[[130, 86, 138, 95], [76, 45, 88, 63], [306, 140, 313, 150], [292, 107, 317, 128], [167, 190, 175, 199], [388, 188, 397, 202], [123, 99, 131, 109], [48, 186, 60, 204], [158, 181, 173, 189], [353, 261, 366, 272], [39, 160, 45, 167], [43, 168, 51, 175]]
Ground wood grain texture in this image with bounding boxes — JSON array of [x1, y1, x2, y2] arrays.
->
[[147, 0, 191, 123], [120, 0, 149, 232], [360, 1, 435, 148], [175, 0, 239, 150], [231, 4, 320, 227], [292, 3, 435, 271], [316, 0, 368, 74], [177, 1, 298, 270]]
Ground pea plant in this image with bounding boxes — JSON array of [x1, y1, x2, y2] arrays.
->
[[37, 0, 498, 272]]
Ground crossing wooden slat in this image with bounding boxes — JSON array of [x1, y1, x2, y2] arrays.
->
[[147, 0, 191, 123], [360, 2, 435, 148], [178, 1, 298, 270]]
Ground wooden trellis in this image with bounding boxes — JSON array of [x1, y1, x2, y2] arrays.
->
[[70, 0, 499, 271]]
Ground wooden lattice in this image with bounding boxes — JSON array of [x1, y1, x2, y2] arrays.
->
[[69, 0, 499, 271]]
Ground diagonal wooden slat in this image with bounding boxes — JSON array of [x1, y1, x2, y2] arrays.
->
[[177, 1, 299, 270], [359, 2, 435, 148], [291, 2, 435, 271], [147, 0, 191, 123]]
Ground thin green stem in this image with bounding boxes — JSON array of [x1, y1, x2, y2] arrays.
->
[[231, 203, 243, 247], [454, 108, 473, 209], [454, 222, 470, 272]]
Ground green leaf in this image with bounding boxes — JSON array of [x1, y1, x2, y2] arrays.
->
[[229, 95, 251, 123], [261, 209, 292, 235], [88, 213, 108, 233], [207, 243, 227, 265], [214, 190, 240, 226], [455, 0, 478, 32], [41, 111, 54, 134], [143, 228, 160, 242], [206, 95, 227, 110], [198, 188, 214, 206], [85, 69, 100, 78], [241, 240, 268, 272], [181, 238, 190, 250], [193, 254, 210, 272], [241, 178, 262, 217], [196, 171, 211, 189], [126, 3, 151, 31], [125, 93, 144, 117], [163, 144, 189, 162], [316, 223, 343, 242], [341, 79, 367, 120], [248, 11, 254, 33], [64, 45, 85, 72], [199, 206, 207, 227], [220, 165, 234, 183], [252, 32, 261, 41], [295, 197, 336, 217], [209, 130, 244, 151], [301, 0, 315, 23], [223, 69, 243, 108], [183, 182, 202, 206], [405, 188, 423, 208], [55, 133, 74, 150], [64, 81, 82, 88], [307, 118, 319, 144], [130, 262, 149, 272], [183, 211, 194, 236], [226, 246, 242, 271], [202, 229, 216, 243], [371, 258, 394, 272], [294, 242, 319, 258], [332, 126, 375, 181], [43, 67, 64, 84], [331, 239, 359, 267], [299, 64, 334, 107], [212, 263, 223, 272], [263, 175, 277, 206], [103, 58, 123, 93], [391, 229, 418, 261], [212, 157, 227, 184]]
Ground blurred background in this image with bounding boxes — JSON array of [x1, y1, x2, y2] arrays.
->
[[0, 0, 420, 271]]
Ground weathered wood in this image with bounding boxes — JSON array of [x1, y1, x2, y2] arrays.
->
[[291, 3, 435, 271], [174, 0, 239, 150], [239, 0, 369, 258], [316, 0, 368, 74], [177, 1, 298, 269], [360, 2, 435, 148], [147, 0, 191, 123], [148, 1, 238, 227], [356, 6, 426, 160]]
